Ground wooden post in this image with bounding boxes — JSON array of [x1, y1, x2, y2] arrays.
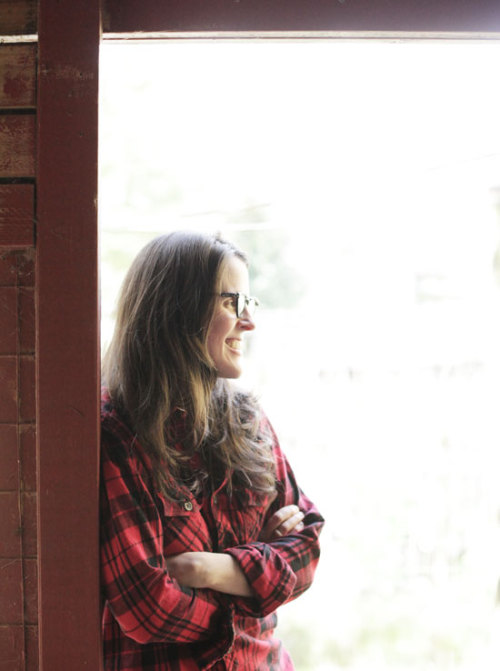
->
[[37, 1, 102, 669]]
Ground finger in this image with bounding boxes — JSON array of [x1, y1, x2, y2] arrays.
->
[[279, 511, 305, 536], [275, 521, 305, 537], [266, 504, 300, 531], [259, 505, 303, 542], [273, 511, 304, 538]]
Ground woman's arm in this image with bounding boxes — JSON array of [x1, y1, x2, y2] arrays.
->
[[166, 552, 253, 596], [224, 479, 324, 616], [165, 416, 324, 617], [101, 430, 233, 648], [165, 473, 322, 617], [222, 418, 325, 617], [166, 504, 305, 597]]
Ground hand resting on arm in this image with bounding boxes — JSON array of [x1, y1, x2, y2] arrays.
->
[[166, 504, 305, 597]]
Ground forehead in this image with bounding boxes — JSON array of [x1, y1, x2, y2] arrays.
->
[[219, 255, 250, 292]]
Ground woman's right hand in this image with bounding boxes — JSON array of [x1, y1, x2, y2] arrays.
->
[[259, 504, 305, 542], [166, 551, 253, 597]]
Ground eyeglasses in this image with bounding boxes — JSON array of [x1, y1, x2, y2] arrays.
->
[[220, 292, 260, 318]]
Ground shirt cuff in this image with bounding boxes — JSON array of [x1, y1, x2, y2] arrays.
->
[[224, 544, 297, 617]]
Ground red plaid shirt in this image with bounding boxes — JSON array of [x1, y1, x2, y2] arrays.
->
[[100, 392, 324, 670]]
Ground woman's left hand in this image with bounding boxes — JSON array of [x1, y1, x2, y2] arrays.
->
[[165, 505, 306, 596], [259, 504, 305, 542]]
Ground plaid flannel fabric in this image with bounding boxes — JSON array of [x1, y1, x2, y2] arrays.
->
[[100, 392, 324, 670]]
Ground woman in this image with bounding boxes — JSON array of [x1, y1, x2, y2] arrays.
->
[[100, 231, 324, 670]]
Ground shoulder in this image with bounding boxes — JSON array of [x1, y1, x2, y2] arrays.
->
[[257, 410, 292, 483], [257, 410, 279, 448], [257, 410, 287, 465], [101, 390, 132, 442]]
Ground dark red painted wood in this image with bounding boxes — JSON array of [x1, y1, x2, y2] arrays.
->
[[0, 185, 34, 247], [0, 44, 36, 109], [37, 0, 102, 669], [0, 0, 37, 35], [0, 115, 35, 178], [103, 0, 500, 34]]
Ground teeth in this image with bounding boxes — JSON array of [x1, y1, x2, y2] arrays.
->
[[226, 339, 241, 350]]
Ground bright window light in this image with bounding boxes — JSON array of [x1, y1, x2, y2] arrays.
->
[[99, 39, 500, 670]]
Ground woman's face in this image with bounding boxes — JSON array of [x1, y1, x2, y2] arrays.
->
[[206, 255, 256, 379]]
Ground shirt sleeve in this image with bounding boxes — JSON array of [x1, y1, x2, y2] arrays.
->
[[223, 418, 325, 618], [100, 428, 234, 653]]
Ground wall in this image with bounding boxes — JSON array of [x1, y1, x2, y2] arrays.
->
[[0, 10, 38, 669], [1, 2, 101, 669]]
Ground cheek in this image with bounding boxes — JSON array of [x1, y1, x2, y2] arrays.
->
[[206, 330, 218, 359], [207, 314, 230, 356]]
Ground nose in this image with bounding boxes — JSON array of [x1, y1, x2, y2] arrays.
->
[[238, 310, 256, 331]]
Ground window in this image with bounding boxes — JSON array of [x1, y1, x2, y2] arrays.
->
[[100, 38, 500, 669]]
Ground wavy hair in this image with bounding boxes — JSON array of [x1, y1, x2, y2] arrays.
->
[[102, 231, 276, 499]]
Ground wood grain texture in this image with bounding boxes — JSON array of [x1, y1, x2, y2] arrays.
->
[[0, 625, 24, 670], [0, 0, 37, 35], [0, 424, 18, 490], [0, 285, 17, 353], [37, 0, 102, 668], [0, 115, 35, 177], [0, 184, 34, 247], [0, 44, 36, 109]]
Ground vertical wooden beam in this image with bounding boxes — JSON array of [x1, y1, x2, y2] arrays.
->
[[37, 1, 102, 669]]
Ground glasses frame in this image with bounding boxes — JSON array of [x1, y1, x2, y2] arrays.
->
[[219, 292, 260, 318]]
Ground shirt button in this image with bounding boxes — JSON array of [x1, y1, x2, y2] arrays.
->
[[183, 500, 193, 512]]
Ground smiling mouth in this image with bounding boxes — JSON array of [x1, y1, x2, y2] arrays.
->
[[226, 338, 242, 351]]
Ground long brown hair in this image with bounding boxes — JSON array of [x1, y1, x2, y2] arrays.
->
[[102, 231, 276, 499]]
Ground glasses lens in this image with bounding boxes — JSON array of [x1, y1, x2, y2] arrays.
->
[[233, 293, 258, 318], [247, 298, 257, 317], [237, 294, 246, 318]]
